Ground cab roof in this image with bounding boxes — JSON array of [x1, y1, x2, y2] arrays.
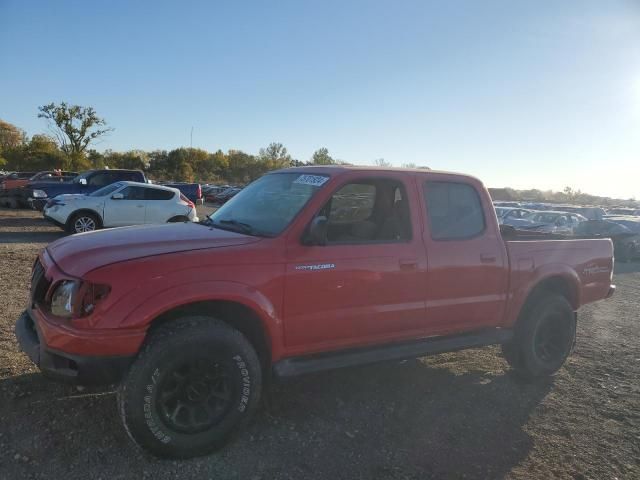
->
[[274, 165, 482, 184]]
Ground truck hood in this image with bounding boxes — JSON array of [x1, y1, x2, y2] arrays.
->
[[46, 223, 262, 277]]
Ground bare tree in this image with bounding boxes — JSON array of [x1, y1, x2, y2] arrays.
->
[[374, 158, 391, 167], [38, 102, 113, 155]]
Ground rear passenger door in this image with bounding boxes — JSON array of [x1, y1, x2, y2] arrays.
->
[[103, 185, 147, 226], [422, 181, 509, 333], [144, 188, 178, 223]]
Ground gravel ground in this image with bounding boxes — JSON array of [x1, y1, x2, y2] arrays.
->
[[0, 208, 638, 479]]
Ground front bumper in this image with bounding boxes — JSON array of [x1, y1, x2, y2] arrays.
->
[[15, 310, 134, 385], [43, 213, 66, 229]]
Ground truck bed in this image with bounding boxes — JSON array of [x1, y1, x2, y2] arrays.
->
[[503, 236, 614, 327]]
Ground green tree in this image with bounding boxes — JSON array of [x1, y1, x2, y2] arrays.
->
[[310, 147, 335, 165], [258, 142, 292, 170], [0, 119, 26, 150], [227, 150, 260, 184]]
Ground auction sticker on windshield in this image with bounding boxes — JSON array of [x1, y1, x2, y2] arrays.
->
[[293, 175, 329, 187]]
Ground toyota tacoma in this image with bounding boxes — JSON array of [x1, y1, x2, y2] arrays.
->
[[15, 166, 615, 458]]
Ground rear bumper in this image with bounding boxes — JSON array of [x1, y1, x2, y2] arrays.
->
[[15, 310, 134, 386], [606, 285, 616, 299]]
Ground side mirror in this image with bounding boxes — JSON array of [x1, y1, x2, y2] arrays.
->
[[79, 178, 87, 186], [111, 193, 124, 200], [305, 216, 328, 246]]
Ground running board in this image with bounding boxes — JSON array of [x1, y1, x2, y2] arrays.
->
[[273, 328, 513, 378]]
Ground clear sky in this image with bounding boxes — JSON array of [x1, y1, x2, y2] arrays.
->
[[1, 0, 639, 198]]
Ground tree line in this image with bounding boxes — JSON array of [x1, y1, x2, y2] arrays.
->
[[0, 103, 358, 184], [1, 102, 635, 206]]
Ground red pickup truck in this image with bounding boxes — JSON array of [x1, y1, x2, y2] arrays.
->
[[15, 166, 615, 458]]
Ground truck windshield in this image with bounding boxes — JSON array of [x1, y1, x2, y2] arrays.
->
[[208, 172, 329, 237]]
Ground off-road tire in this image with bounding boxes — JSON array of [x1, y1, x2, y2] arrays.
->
[[117, 317, 262, 459], [68, 211, 100, 234], [502, 293, 576, 379]]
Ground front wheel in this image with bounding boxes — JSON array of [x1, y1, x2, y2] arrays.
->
[[68, 212, 100, 234], [502, 294, 576, 379], [117, 317, 262, 458]]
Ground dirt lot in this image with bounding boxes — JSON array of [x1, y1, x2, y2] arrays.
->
[[0, 208, 638, 479]]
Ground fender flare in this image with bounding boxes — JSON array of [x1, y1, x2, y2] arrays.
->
[[120, 280, 284, 359], [505, 264, 581, 328]]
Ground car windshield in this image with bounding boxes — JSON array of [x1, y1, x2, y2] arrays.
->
[[207, 172, 329, 237], [494, 207, 508, 218], [89, 182, 122, 197]]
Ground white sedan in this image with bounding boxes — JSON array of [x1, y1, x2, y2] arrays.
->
[[43, 181, 199, 234]]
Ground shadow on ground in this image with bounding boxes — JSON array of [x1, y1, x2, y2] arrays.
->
[[0, 355, 552, 479]]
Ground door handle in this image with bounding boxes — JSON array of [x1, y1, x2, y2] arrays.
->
[[480, 254, 497, 264], [399, 259, 418, 271]]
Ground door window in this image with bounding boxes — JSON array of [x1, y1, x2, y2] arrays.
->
[[322, 179, 411, 243], [119, 186, 147, 200], [424, 181, 485, 240], [145, 188, 175, 200]]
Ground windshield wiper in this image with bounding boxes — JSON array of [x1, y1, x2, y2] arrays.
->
[[213, 219, 264, 237]]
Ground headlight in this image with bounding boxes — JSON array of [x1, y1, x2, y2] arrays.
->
[[50, 280, 111, 318], [50, 281, 78, 317], [32, 189, 47, 198]]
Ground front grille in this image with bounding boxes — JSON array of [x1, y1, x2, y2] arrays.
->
[[30, 259, 51, 306]]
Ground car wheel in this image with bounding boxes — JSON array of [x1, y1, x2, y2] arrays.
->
[[117, 317, 262, 459], [167, 215, 189, 223], [502, 293, 576, 379], [69, 212, 99, 234]]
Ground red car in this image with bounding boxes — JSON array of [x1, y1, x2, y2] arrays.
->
[[16, 166, 615, 458]]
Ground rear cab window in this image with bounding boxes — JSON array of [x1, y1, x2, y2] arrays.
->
[[423, 181, 485, 240]]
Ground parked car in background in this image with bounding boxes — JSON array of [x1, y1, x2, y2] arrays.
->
[[215, 186, 242, 203], [161, 182, 203, 204], [494, 207, 534, 226], [560, 206, 607, 221], [43, 181, 198, 233], [493, 201, 521, 208], [0, 171, 38, 189], [574, 219, 640, 262], [25, 169, 148, 210], [520, 211, 586, 234], [203, 185, 230, 203], [607, 208, 640, 216], [607, 216, 640, 234], [6, 171, 77, 189]]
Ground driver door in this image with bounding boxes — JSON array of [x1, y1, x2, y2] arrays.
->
[[103, 185, 147, 226]]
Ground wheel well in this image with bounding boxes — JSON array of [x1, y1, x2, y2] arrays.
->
[[67, 209, 103, 228], [167, 215, 189, 223], [148, 301, 272, 370], [524, 276, 578, 312]]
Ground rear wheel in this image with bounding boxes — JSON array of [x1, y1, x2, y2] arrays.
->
[[118, 317, 262, 458], [502, 294, 576, 379], [68, 212, 100, 234]]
